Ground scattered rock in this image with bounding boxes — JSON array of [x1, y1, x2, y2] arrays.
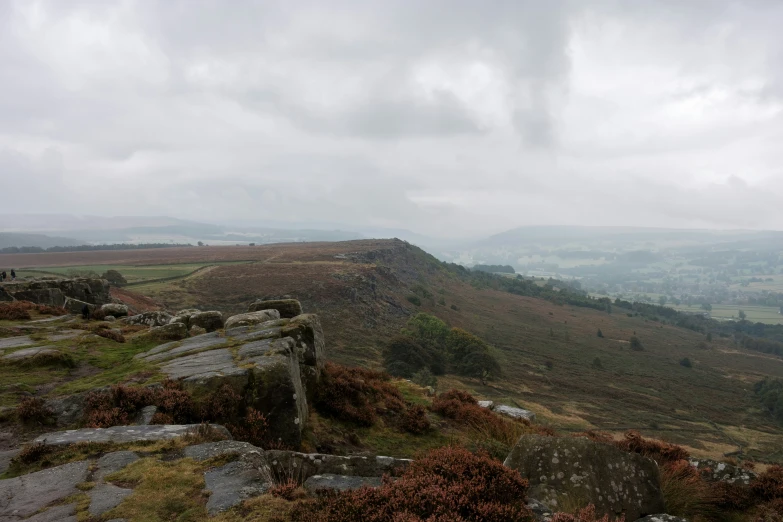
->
[[34, 424, 231, 446], [0, 460, 89, 519], [303, 474, 382, 495], [224, 310, 281, 330], [494, 404, 536, 421], [688, 458, 757, 485], [101, 303, 129, 317], [89, 483, 133, 516], [203, 453, 271, 515], [125, 311, 173, 328], [135, 405, 157, 426], [504, 435, 664, 521], [63, 297, 95, 316], [189, 325, 207, 336], [248, 299, 303, 318], [0, 336, 35, 350], [266, 450, 410, 482]]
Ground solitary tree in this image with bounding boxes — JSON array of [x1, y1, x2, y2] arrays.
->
[[630, 336, 644, 351], [738, 310, 747, 321], [597, 329, 604, 338]]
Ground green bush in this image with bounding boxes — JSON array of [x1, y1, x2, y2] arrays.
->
[[630, 336, 644, 351], [679, 357, 692, 368], [406, 295, 422, 306]]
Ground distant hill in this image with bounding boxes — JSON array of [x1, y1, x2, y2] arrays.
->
[[0, 232, 85, 249]]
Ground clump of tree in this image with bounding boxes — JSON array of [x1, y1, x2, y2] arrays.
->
[[384, 313, 501, 384], [471, 264, 515, 274], [754, 378, 783, 423]]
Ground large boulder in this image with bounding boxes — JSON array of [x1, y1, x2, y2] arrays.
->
[[101, 303, 129, 317], [504, 435, 665, 520], [688, 458, 757, 485], [248, 299, 303, 318], [126, 311, 173, 327], [224, 310, 281, 330], [136, 322, 189, 342], [136, 315, 326, 448], [1, 278, 111, 307], [169, 309, 224, 332]]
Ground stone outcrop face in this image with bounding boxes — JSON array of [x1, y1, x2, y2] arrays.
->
[[688, 458, 757, 485], [169, 309, 224, 332], [504, 435, 665, 521], [136, 309, 324, 448], [34, 424, 231, 446], [248, 299, 303, 318], [1, 278, 110, 307]]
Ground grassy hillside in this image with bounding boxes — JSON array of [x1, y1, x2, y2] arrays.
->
[[13, 239, 783, 463]]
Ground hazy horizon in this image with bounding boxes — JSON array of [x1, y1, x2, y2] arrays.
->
[[2, 1, 782, 237]]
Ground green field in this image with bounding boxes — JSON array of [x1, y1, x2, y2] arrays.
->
[[671, 304, 783, 324]]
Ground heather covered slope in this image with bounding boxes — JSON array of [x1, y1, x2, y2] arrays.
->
[[12, 239, 783, 462]]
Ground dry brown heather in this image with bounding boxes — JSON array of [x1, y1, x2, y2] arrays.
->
[[12, 239, 783, 462]]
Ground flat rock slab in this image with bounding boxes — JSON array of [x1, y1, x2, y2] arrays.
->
[[137, 332, 226, 363], [34, 424, 231, 446], [303, 474, 382, 495], [204, 460, 272, 515], [494, 404, 536, 421], [1, 347, 61, 362], [46, 331, 84, 342], [184, 441, 263, 462], [26, 316, 71, 324], [89, 483, 133, 516], [160, 349, 247, 381], [95, 451, 139, 481], [21, 503, 77, 522], [634, 516, 689, 522], [0, 460, 89, 519], [0, 337, 35, 350], [0, 449, 19, 475]]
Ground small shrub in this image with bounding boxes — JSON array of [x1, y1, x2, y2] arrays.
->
[[591, 357, 603, 370], [551, 504, 624, 522], [270, 478, 301, 501], [615, 430, 688, 465], [227, 408, 269, 447], [411, 368, 437, 388], [596, 329, 603, 338], [16, 397, 53, 424], [629, 336, 643, 351], [291, 446, 532, 522], [36, 305, 67, 316], [91, 308, 107, 320], [406, 295, 422, 306], [679, 357, 692, 368], [659, 459, 720, 520], [95, 329, 125, 343], [85, 381, 193, 428], [314, 363, 405, 427], [401, 405, 430, 434], [437, 297, 446, 306], [16, 441, 53, 465], [545, 360, 554, 370], [0, 301, 32, 320], [450, 304, 459, 311]]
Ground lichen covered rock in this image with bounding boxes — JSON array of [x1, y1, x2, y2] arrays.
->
[[224, 310, 281, 330], [248, 299, 303, 318]]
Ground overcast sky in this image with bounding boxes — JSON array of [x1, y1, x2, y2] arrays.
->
[[1, 0, 782, 237]]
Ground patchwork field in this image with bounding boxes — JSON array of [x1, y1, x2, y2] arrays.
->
[[6, 239, 783, 463]]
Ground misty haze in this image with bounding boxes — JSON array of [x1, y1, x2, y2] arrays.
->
[[2, 2, 783, 522]]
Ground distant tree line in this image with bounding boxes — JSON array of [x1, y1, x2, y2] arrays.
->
[[0, 243, 194, 254], [471, 264, 515, 274]]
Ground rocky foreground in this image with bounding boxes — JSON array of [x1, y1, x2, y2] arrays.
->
[[0, 278, 772, 521]]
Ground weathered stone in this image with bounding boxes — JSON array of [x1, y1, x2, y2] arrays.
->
[[504, 435, 664, 521], [162, 349, 248, 382], [189, 325, 207, 336], [527, 498, 554, 522], [184, 441, 263, 462], [495, 405, 536, 421], [636, 515, 688, 522], [248, 299, 303, 318], [144, 322, 189, 342], [101, 303, 129, 317], [303, 474, 382, 495], [89, 483, 133, 516], [137, 331, 225, 363], [266, 451, 410, 482], [45, 393, 88, 426], [63, 297, 95, 315], [2, 278, 109, 307], [34, 424, 231, 446], [135, 405, 157, 425], [203, 455, 271, 515], [47, 330, 83, 342], [224, 310, 281, 330], [688, 458, 757, 485], [0, 460, 89, 519], [21, 503, 77, 522], [478, 400, 494, 409], [0, 449, 19, 475], [95, 451, 140, 480], [282, 314, 326, 401], [189, 311, 224, 332], [0, 336, 34, 349], [1, 347, 68, 365], [125, 311, 173, 328], [226, 323, 286, 342], [104, 315, 116, 321]]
